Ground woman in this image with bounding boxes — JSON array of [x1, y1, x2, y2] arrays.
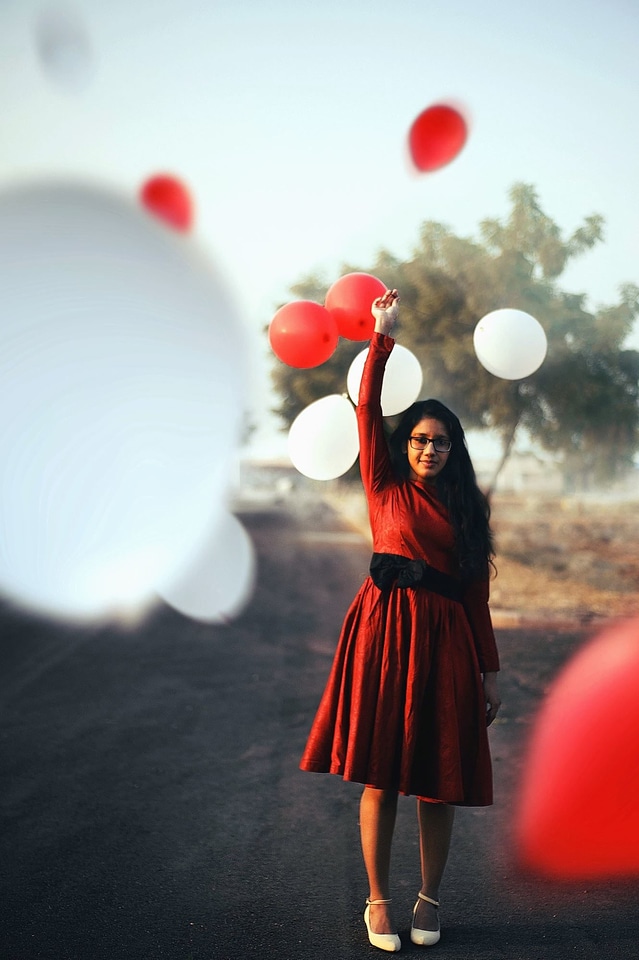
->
[[300, 289, 501, 951]]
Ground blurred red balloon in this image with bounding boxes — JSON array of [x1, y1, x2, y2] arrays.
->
[[269, 301, 339, 368], [515, 617, 639, 880], [408, 104, 468, 172], [140, 175, 193, 231], [325, 273, 387, 341]]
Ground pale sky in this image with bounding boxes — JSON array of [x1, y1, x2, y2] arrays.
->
[[1, 0, 637, 460]]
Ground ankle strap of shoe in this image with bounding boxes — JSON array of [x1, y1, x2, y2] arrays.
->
[[417, 893, 439, 907], [366, 898, 392, 905]]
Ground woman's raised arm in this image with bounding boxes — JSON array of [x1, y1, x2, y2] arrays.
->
[[357, 290, 400, 496]]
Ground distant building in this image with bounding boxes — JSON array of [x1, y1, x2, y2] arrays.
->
[[240, 452, 637, 502], [238, 458, 309, 502], [475, 451, 563, 495]]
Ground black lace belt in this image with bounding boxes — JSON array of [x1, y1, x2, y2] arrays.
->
[[369, 553, 463, 602]]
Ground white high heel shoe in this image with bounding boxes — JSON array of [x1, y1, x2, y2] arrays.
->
[[364, 898, 402, 952], [410, 892, 440, 946]]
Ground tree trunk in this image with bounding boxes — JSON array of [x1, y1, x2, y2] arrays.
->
[[485, 417, 520, 499]]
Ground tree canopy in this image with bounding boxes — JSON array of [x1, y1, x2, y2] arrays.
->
[[270, 183, 639, 491]]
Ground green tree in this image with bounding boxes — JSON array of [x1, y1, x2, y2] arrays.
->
[[271, 184, 639, 491]]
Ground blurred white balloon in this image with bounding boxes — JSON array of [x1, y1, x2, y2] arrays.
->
[[0, 181, 245, 622], [288, 395, 358, 480], [473, 308, 547, 380], [156, 513, 256, 623], [347, 344, 423, 415], [35, 6, 95, 94]]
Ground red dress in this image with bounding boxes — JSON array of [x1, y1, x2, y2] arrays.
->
[[300, 333, 500, 805]]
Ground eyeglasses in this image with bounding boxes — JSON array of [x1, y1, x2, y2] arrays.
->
[[409, 435, 452, 453]]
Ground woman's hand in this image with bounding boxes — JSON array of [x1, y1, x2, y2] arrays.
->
[[371, 289, 400, 336], [483, 672, 501, 726]]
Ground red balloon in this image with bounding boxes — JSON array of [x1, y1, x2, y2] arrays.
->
[[269, 301, 339, 368], [324, 273, 387, 341], [140, 174, 193, 231], [515, 617, 639, 879], [408, 104, 468, 173]]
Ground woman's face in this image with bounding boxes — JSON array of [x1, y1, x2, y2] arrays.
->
[[404, 417, 451, 484]]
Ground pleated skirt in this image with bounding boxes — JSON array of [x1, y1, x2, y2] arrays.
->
[[300, 577, 494, 805]]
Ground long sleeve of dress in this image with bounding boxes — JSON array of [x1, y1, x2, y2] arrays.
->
[[356, 332, 395, 497], [461, 578, 500, 673]]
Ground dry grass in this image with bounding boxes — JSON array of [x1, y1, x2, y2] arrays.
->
[[490, 494, 639, 622], [324, 486, 639, 625]]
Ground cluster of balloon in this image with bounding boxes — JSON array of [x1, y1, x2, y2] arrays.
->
[[286, 275, 425, 480], [268, 272, 389, 371], [140, 174, 193, 233], [269, 301, 338, 368], [35, 5, 95, 94], [156, 512, 256, 623], [288, 395, 359, 481], [347, 344, 423, 417], [473, 308, 547, 380], [274, 270, 424, 480], [324, 272, 387, 340], [515, 617, 639, 879], [0, 181, 248, 624], [408, 103, 468, 173]]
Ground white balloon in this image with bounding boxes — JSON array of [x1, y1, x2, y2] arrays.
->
[[156, 513, 256, 623], [473, 308, 547, 380], [288, 395, 358, 481], [35, 6, 95, 94], [0, 181, 246, 622], [347, 344, 423, 416]]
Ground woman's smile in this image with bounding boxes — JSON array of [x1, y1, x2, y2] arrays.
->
[[406, 417, 451, 483]]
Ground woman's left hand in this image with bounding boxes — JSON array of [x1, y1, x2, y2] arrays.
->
[[371, 289, 400, 335], [483, 672, 501, 726]]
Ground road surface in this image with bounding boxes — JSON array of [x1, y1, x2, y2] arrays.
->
[[1, 492, 637, 959]]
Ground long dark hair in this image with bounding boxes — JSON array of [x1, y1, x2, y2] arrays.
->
[[388, 399, 495, 579]]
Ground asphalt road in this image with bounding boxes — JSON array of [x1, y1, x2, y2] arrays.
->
[[1, 492, 637, 960]]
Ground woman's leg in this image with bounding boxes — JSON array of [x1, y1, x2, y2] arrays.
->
[[414, 801, 455, 929], [359, 786, 399, 934]]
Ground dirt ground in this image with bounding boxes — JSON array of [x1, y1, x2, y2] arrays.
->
[[324, 487, 639, 626], [488, 494, 639, 623]]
